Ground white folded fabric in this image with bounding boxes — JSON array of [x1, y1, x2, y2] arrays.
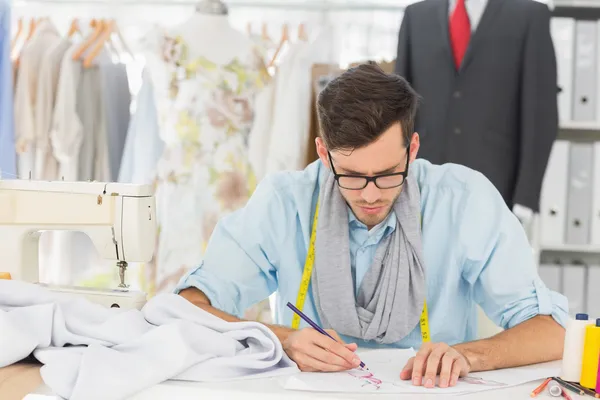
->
[[0, 280, 298, 400]]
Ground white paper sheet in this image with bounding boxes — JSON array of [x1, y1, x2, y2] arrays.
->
[[283, 349, 560, 395]]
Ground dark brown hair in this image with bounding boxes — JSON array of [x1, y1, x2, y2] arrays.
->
[[316, 62, 420, 152]]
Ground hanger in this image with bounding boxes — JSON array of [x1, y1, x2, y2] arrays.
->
[[67, 18, 80, 38], [11, 18, 23, 50], [298, 23, 308, 42], [25, 18, 37, 42], [14, 18, 38, 67], [84, 19, 118, 67], [72, 19, 105, 61], [83, 19, 113, 67], [261, 22, 271, 41], [268, 24, 289, 68]]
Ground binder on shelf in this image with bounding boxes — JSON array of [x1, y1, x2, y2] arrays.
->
[[552, 17, 575, 123], [566, 142, 594, 245], [592, 142, 600, 246], [538, 263, 562, 294], [572, 20, 597, 122], [587, 265, 600, 318], [539, 140, 569, 247], [562, 264, 587, 315]]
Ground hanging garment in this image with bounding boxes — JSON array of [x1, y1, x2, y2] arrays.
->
[[76, 66, 110, 182], [145, 34, 269, 296], [50, 42, 83, 181], [0, 0, 16, 178], [395, 0, 558, 212], [118, 68, 164, 185], [34, 38, 71, 180], [101, 61, 131, 181], [13, 19, 62, 179]]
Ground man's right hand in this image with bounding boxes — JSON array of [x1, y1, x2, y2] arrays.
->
[[282, 327, 362, 372]]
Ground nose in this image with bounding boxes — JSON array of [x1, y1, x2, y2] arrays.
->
[[361, 182, 382, 204]]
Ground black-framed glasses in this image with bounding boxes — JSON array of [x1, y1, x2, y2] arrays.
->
[[328, 144, 411, 190]]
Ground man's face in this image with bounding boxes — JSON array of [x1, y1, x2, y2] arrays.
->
[[317, 123, 419, 229]]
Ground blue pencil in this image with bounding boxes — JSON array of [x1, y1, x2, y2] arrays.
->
[[286, 302, 367, 369]]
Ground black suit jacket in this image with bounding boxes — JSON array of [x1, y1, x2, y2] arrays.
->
[[395, 0, 558, 212]]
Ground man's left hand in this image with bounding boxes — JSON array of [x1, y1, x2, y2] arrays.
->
[[400, 342, 471, 388]]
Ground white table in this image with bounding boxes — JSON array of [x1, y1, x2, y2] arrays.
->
[[27, 361, 588, 400]]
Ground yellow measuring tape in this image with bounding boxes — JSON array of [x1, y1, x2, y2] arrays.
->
[[291, 199, 431, 343]]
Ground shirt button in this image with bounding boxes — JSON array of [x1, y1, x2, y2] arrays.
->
[[453, 90, 461, 98], [454, 127, 461, 135]]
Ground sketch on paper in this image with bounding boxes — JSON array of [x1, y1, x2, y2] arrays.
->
[[347, 369, 383, 390], [460, 376, 507, 387], [348, 370, 507, 391]]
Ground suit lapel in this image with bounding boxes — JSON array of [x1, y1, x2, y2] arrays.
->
[[459, 0, 504, 72], [437, 0, 455, 72]]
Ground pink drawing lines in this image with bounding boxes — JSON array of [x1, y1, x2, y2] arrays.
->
[[348, 369, 384, 390]]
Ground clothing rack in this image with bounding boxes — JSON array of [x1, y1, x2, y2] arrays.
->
[[13, 0, 406, 11]]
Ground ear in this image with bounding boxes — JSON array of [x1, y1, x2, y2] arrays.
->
[[315, 137, 330, 169], [409, 133, 420, 163]]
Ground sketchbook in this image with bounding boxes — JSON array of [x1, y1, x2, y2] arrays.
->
[[283, 348, 560, 395]]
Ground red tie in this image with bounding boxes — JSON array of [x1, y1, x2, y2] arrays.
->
[[449, 0, 471, 69]]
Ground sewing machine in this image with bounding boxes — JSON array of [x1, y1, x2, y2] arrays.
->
[[0, 179, 156, 310]]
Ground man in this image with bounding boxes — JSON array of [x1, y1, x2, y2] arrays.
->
[[176, 63, 568, 389]]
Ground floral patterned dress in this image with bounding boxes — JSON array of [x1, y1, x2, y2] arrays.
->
[[141, 34, 270, 316]]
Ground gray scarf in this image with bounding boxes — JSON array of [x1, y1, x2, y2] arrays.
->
[[311, 169, 426, 344]]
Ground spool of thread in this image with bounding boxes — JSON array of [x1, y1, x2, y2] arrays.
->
[[580, 318, 600, 389], [548, 380, 563, 397], [0, 272, 11, 279], [595, 352, 600, 393], [561, 313, 591, 381]]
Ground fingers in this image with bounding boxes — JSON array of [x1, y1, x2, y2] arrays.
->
[[410, 343, 433, 386], [345, 343, 358, 352], [283, 328, 361, 373], [423, 344, 448, 388], [439, 352, 457, 388], [450, 360, 463, 386], [400, 357, 414, 380], [312, 330, 362, 367], [325, 329, 345, 343], [405, 343, 471, 388], [293, 352, 355, 372], [326, 329, 358, 352]]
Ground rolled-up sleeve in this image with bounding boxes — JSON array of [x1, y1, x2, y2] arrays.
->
[[460, 172, 569, 330], [173, 174, 290, 318]]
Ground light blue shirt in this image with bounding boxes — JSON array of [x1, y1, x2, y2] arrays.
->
[[0, 0, 16, 179], [175, 159, 569, 349]]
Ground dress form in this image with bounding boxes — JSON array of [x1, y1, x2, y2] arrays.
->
[[174, 8, 255, 67], [141, 2, 270, 312]]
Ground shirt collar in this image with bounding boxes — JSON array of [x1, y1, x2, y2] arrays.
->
[[347, 207, 397, 237]]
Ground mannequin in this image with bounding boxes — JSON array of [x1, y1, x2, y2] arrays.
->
[[170, 1, 253, 66], [395, 0, 557, 219], [141, 0, 270, 318]]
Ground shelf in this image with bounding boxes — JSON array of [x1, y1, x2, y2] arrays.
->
[[539, 245, 600, 265], [540, 244, 600, 253], [560, 121, 600, 131], [558, 121, 600, 140], [552, 3, 600, 19]]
